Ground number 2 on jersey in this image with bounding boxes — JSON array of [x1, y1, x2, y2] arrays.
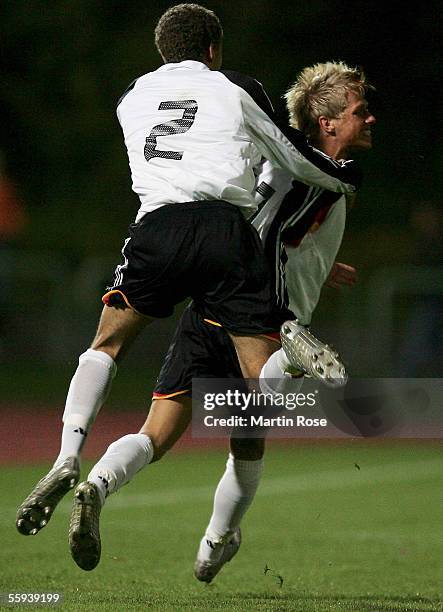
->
[[144, 100, 198, 162]]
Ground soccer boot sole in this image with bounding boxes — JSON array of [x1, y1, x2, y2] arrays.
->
[[280, 320, 348, 388], [69, 481, 102, 571], [16, 456, 80, 536]]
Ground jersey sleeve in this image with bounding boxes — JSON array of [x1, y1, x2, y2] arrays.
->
[[246, 99, 360, 193], [224, 73, 362, 194]]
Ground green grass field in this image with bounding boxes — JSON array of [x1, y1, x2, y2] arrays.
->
[[1, 443, 442, 611]]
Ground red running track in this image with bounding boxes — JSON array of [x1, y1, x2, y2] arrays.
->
[[0, 404, 222, 465]]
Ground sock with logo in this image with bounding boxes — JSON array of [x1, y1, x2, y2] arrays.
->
[[200, 453, 263, 556], [87, 433, 155, 506], [54, 348, 117, 466]]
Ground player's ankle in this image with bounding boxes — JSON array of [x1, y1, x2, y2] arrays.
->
[[87, 476, 107, 507], [53, 454, 79, 470]]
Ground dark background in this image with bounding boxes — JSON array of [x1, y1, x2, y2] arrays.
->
[[0, 1, 441, 395], [1, 1, 440, 253]]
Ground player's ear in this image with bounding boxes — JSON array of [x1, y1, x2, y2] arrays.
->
[[319, 116, 336, 135]]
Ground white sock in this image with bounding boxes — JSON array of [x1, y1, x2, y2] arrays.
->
[[261, 349, 291, 379], [259, 350, 304, 396], [55, 349, 117, 466], [87, 433, 154, 506], [204, 454, 264, 545]]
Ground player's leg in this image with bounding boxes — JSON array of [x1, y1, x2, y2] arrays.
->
[[67, 302, 213, 568], [259, 339, 305, 396], [16, 305, 152, 536], [228, 333, 279, 379], [55, 203, 207, 480], [139, 396, 193, 460], [84, 396, 192, 500], [68, 396, 191, 571], [204, 436, 265, 541], [231, 331, 307, 396], [194, 437, 265, 582], [56, 305, 151, 463], [193, 201, 279, 380], [90, 302, 153, 362]]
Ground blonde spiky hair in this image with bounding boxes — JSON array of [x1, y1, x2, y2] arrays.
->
[[284, 61, 374, 139]]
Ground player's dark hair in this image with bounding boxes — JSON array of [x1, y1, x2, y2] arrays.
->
[[155, 3, 223, 63]]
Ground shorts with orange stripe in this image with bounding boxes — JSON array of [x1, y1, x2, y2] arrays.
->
[[152, 301, 294, 400], [153, 302, 243, 399], [102, 200, 276, 335]]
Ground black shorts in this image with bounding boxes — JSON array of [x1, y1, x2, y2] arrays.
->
[[153, 300, 294, 399], [103, 201, 274, 334], [153, 301, 243, 399]]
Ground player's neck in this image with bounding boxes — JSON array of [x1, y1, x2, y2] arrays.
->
[[318, 140, 349, 161]]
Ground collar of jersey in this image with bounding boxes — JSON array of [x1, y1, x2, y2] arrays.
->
[[157, 60, 210, 72]]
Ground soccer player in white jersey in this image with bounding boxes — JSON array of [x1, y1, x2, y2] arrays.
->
[[16, 4, 361, 562], [63, 61, 373, 574]]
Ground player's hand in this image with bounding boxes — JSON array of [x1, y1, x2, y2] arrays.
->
[[325, 262, 358, 289]]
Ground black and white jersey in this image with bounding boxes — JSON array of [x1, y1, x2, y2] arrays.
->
[[117, 60, 361, 221], [251, 162, 346, 325]]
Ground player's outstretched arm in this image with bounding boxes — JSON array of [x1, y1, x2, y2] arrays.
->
[[237, 77, 362, 194]]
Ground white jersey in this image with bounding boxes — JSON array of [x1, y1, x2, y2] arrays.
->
[[252, 162, 346, 325], [285, 200, 346, 324], [116, 61, 360, 222]]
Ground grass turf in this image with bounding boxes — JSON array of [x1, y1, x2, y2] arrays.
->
[[1, 442, 442, 611]]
